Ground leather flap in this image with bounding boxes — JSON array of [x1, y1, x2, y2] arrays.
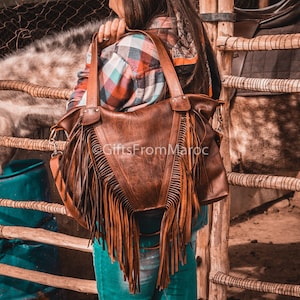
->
[[81, 106, 102, 125], [55, 106, 82, 133], [169, 95, 191, 111]]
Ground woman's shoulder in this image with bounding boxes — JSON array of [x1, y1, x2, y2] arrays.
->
[[118, 32, 154, 48], [115, 33, 159, 64]]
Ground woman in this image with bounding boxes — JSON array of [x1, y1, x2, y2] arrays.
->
[[68, 0, 221, 299]]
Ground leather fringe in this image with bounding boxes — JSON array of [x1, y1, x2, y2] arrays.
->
[[59, 122, 141, 293], [156, 112, 202, 290], [58, 111, 203, 293]]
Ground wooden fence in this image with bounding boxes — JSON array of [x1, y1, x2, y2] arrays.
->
[[0, 0, 299, 298], [198, 0, 300, 299]]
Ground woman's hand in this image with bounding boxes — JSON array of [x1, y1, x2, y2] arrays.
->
[[98, 18, 126, 45]]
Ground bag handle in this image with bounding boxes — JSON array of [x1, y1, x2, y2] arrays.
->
[[86, 30, 191, 112]]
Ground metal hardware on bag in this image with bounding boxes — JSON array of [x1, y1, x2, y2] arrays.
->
[[49, 129, 63, 158], [83, 107, 100, 113], [81, 106, 102, 125], [170, 95, 191, 112], [172, 95, 187, 102], [212, 103, 224, 137]]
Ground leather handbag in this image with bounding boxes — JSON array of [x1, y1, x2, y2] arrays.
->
[[49, 30, 228, 293]]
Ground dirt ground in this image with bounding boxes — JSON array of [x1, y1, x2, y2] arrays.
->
[[227, 194, 300, 300]]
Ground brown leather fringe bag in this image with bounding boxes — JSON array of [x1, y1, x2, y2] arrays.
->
[[49, 31, 228, 293]]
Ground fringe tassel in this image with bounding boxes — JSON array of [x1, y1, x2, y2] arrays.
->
[[156, 112, 203, 290], [59, 124, 141, 294]]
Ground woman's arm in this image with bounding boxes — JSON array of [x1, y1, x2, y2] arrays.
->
[[67, 45, 92, 110], [67, 18, 126, 111], [67, 26, 165, 112]]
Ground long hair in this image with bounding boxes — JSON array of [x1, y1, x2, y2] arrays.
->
[[122, 0, 221, 98]]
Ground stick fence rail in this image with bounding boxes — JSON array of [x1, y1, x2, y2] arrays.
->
[[0, 1, 300, 299]]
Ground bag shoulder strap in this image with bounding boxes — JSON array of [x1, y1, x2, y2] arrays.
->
[[86, 30, 191, 112], [139, 30, 184, 99]]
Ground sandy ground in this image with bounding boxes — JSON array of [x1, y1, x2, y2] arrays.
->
[[227, 195, 300, 300]]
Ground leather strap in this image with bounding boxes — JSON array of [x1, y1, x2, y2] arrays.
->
[[139, 31, 183, 99], [140, 30, 191, 111], [86, 33, 100, 109], [49, 155, 88, 229]]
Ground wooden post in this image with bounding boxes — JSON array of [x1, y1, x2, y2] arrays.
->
[[207, 0, 234, 299], [0, 263, 97, 294], [197, 3, 218, 300], [198, 0, 218, 47], [196, 207, 212, 300]]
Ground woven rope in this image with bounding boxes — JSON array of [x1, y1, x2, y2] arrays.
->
[[222, 75, 300, 93], [228, 172, 300, 192], [0, 136, 66, 151], [0, 199, 67, 215], [0, 136, 299, 192], [217, 33, 300, 51], [0, 80, 72, 99], [210, 272, 300, 297], [2, 75, 299, 97]]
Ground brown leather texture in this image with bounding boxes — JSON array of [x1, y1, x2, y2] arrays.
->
[[50, 30, 228, 293]]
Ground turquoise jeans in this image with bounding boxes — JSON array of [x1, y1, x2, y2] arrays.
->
[[93, 206, 207, 300]]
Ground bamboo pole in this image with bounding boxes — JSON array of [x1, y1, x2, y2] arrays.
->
[[292, 172, 300, 201], [210, 272, 300, 297], [222, 76, 300, 93], [197, 2, 219, 299], [0, 199, 67, 215], [0, 263, 97, 294], [0, 80, 71, 99], [2, 136, 300, 192], [0, 225, 92, 253], [217, 33, 300, 51], [227, 173, 300, 192], [208, 0, 234, 299], [0, 136, 66, 151]]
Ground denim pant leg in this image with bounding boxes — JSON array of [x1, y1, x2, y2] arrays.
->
[[92, 206, 208, 300], [93, 235, 161, 300], [93, 239, 197, 300], [153, 234, 198, 300]]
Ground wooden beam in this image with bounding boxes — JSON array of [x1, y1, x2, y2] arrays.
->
[[211, 272, 300, 297], [217, 33, 300, 51], [0, 263, 97, 294], [0, 225, 92, 253]]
